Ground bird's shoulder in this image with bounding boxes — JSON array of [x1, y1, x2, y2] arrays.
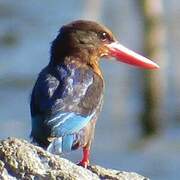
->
[[31, 62, 103, 115]]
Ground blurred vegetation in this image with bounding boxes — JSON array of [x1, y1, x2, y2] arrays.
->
[[0, 76, 34, 89], [0, 31, 18, 47], [138, 0, 164, 136]]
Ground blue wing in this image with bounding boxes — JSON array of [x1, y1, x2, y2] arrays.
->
[[46, 111, 95, 153], [30, 63, 103, 153], [47, 111, 95, 136]]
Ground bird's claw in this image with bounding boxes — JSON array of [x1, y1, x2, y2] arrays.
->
[[77, 160, 89, 168]]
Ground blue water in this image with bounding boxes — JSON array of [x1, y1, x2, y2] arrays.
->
[[0, 1, 180, 179]]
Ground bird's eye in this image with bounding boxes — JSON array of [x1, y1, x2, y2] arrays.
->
[[98, 32, 108, 42]]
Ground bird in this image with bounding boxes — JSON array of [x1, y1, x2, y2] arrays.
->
[[30, 20, 159, 168]]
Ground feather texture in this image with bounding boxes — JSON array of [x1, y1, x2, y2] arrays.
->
[[47, 111, 96, 136], [30, 61, 104, 152]]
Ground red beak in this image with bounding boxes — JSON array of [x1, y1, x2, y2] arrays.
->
[[107, 42, 159, 69]]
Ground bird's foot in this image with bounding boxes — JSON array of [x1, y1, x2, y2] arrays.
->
[[77, 147, 90, 168], [77, 159, 89, 168]]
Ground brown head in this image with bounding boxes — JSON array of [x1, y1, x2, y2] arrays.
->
[[50, 20, 159, 69]]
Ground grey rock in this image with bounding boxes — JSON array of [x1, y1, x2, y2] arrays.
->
[[0, 138, 149, 180]]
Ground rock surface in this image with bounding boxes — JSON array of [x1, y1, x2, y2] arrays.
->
[[0, 138, 149, 180]]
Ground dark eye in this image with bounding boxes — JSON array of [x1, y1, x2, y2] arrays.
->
[[98, 32, 108, 42]]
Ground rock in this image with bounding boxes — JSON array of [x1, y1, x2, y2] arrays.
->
[[0, 138, 149, 180]]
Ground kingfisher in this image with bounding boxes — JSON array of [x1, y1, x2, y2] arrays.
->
[[30, 20, 159, 168]]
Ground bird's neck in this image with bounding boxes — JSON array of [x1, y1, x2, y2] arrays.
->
[[50, 50, 103, 79], [87, 58, 103, 80]]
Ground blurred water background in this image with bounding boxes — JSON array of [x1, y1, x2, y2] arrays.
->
[[0, 1, 180, 179]]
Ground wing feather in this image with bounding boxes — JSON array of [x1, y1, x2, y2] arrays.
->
[[47, 111, 95, 136], [30, 63, 103, 149]]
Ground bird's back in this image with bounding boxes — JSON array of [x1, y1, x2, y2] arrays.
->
[[30, 61, 104, 151]]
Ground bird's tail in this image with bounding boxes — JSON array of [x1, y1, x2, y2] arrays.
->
[[47, 134, 74, 155]]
